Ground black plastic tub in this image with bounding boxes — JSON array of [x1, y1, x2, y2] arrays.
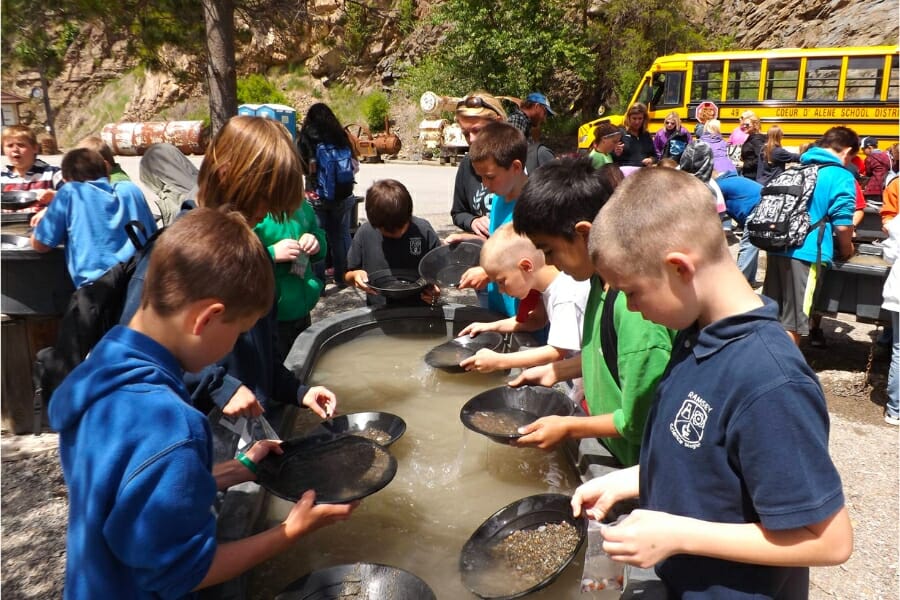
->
[[1, 234, 74, 316], [815, 257, 891, 323]]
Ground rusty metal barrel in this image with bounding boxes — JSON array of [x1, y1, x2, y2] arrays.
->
[[373, 132, 402, 156], [101, 121, 209, 156]]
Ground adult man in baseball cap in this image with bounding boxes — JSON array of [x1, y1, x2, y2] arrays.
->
[[508, 92, 555, 142]]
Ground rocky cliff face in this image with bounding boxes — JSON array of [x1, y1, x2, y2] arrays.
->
[[4, 0, 897, 146], [699, 0, 898, 49]]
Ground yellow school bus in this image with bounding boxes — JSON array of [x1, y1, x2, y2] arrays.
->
[[577, 46, 900, 150]]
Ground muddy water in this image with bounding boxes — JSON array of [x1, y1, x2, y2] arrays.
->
[[248, 331, 593, 599]]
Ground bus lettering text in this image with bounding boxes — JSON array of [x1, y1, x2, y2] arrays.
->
[[776, 108, 799, 117], [813, 108, 836, 117], [839, 107, 870, 118], [874, 107, 899, 118]]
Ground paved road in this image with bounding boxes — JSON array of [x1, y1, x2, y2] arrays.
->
[[42, 153, 461, 230]]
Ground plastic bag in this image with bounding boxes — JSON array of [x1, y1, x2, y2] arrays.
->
[[207, 407, 280, 464], [581, 518, 625, 594], [290, 252, 309, 277]]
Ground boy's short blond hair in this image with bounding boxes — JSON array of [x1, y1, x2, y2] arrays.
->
[[141, 207, 274, 321], [2, 124, 38, 147], [76, 135, 116, 166], [590, 168, 728, 276], [480, 222, 544, 273]]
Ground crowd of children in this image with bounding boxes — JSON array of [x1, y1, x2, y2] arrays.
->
[[9, 95, 897, 597]]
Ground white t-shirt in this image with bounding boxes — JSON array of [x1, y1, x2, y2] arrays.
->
[[542, 271, 591, 354]]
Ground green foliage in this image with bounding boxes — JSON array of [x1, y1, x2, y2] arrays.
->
[[396, 0, 417, 35], [543, 113, 582, 138], [589, 0, 733, 111], [236, 74, 290, 106], [400, 0, 733, 118], [344, 2, 377, 60], [324, 83, 366, 127], [401, 0, 593, 104], [361, 91, 390, 132]]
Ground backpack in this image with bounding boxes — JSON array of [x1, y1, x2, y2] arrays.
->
[[745, 164, 833, 252], [314, 143, 355, 204], [31, 221, 162, 408]]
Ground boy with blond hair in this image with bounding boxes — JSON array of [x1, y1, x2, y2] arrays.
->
[[1, 124, 62, 203], [75, 135, 131, 183], [458, 223, 590, 374], [447, 121, 529, 317], [573, 168, 852, 598], [50, 208, 356, 599]]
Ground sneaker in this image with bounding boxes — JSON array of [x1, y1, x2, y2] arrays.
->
[[885, 414, 900, 426], [808, 328, 827, 348]]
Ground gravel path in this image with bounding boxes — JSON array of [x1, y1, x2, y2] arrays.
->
[[1, 230, 897, 599]]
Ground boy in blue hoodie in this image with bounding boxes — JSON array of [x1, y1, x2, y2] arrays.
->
[[762, 126, 857, 345], [49, 209, 356, 599]]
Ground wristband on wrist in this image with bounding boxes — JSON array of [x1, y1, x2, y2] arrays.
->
[[236, 451, 258, 475]]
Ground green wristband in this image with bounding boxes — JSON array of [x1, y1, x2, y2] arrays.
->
[[236, 451, 258, 475]]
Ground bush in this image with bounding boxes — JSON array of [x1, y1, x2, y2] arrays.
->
[[361, 91, 390, 132], [236, 73, 289, 106]]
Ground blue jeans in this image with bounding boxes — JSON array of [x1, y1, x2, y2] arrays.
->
[[887, 311, 899, 419], [736, 227, 759, 284], [314, 196, 353, 283]]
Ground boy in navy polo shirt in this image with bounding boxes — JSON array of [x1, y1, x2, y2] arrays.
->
[[573, 168, 852, 599]]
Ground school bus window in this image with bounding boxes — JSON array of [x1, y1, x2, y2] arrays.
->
[[804, 58, 841, 100], [727, 60, 761, 101], [635, 78, 653, 105], [844, 56, 885, 100], [766, 59, 801, 100], [886, 56, 898, 101], [691, 62, 723, 102], [660, 72, 684, 106]]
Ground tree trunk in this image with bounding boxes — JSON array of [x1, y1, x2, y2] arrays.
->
[[202, 0, 237, 137], [40, 72, 55, 138]]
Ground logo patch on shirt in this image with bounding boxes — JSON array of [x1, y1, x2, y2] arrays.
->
[[669, 391, 711, 449], [409, 237, 423, 256]]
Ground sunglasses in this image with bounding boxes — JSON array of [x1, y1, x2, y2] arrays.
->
[[458, 96, 502, 117]]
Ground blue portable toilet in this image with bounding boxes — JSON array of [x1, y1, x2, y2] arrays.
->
[[237, 103, 297, 140]]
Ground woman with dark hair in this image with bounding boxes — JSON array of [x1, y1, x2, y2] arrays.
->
[[612, 103, 656, 168], [297, 102, 358, 286]]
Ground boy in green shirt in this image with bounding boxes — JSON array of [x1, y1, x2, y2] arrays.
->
[[510, 157, 673, 466]]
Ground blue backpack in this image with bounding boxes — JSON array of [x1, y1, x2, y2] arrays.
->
[[315, 143, 355, 204]]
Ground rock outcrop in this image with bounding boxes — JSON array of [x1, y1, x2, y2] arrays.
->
[[2, 0, 897, 146]]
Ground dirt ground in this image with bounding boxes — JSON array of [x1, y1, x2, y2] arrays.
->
[[1, 234, 898, 599]]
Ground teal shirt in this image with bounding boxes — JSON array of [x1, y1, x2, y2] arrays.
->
[[254, 202, 327, 321], [486, 193, 519, 317], [581, 277, 675, 466]]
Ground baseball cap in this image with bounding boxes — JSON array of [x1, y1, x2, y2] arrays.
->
[[861, 136, 878, 148], [525, 92, 555, 116]]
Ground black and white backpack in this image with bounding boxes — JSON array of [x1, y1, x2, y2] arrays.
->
[[745, 164, 834, 252]]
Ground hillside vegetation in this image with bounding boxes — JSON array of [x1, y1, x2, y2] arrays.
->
[[1, 0, 896, 150]]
